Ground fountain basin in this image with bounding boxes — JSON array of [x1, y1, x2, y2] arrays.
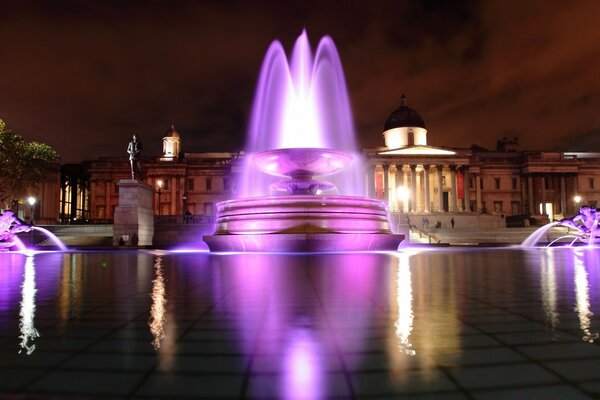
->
[[203, 195, 404, 252]]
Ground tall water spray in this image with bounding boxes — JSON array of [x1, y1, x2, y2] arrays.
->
[[237, 30, 363, 198]]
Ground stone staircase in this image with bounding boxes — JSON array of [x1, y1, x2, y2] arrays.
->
[[409, 225, 575, 246]]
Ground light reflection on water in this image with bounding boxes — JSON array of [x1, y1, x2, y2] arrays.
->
[[573, 250, 599, 343], [149, 256, 167, 350], [540, 249, 559, 329], [19, 255, 39, 354], [0, 248, 598, 396], [393, 252, 415, 356]]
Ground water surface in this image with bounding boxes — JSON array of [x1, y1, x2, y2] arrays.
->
[[0, 248, 599, 399]]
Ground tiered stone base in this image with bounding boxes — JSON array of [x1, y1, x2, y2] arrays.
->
[[203, 195, 404, 252]]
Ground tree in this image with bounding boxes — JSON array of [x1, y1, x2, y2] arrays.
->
[[0, 119, 60, 209]]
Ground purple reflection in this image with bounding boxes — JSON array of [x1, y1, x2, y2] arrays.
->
[[283, 329, 322, 400]]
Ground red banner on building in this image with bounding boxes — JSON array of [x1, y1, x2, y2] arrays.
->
[[457, 172, 464, 199]]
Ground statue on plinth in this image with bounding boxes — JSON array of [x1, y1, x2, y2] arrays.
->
[[0, 210, 32, 251], [127, 134, 143, 180]]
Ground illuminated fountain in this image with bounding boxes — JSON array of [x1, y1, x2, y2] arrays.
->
[[0, 210, 67, 252], [204, 31, 403, 252], [522, 205, 600, 247]]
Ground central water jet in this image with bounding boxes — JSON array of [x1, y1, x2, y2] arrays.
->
[[203, 31, 403, 252]]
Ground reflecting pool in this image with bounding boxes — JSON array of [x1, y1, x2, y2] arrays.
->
[[0, 248, 599, 399]]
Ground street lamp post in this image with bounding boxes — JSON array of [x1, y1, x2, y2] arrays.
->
[[27, 196, 36, 247], [182, 192, 187, 222], [574, 195, 582, 212], [27, 196, 37, 225], [156, 180, 163, 216]]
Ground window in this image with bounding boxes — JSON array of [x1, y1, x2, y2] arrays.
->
[[511, 201, 520, 215], [224, 178, 231, 191], [469, 177, 475, 189], [163, 179, 169, 190], [493, 201, 503, 213], [187, 178, 195, 191], [469, 201, 476, 212], [204, 202, 214, 215], [480, 178, 484, 190], [589, 177, 595, 190], [206, 178, 212, 191], [494, 178, 500, 190], [512, 178, 518, 190], [114, 183, 119, 194]]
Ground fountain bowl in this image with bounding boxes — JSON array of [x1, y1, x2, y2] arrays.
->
[[252, 148, 353, 179]]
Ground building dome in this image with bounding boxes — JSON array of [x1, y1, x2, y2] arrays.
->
[[382, 95, 428, 149], [384, 95, 426, 130], [164, 124, 180, 139], [161, 124, 181, 160]]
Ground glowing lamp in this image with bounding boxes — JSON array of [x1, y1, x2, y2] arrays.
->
[[396, 186, 410, 201], [574, 195, 582, 204], [27, 196, 36, 206]]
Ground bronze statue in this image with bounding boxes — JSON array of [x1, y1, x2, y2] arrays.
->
[[127, 134, 143, 179]]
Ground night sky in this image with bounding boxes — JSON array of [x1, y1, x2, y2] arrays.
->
[[1, 0, 599, 163]]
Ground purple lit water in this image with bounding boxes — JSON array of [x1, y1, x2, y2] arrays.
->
[[1, 249, 599, 398], [238, 31, 364, 198], [30, 227, 68, 251]]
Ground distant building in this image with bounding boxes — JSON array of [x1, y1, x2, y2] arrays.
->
[[48, 106, 600, 226], [364, 95, 600, 223], [85, 125, 240, 223]]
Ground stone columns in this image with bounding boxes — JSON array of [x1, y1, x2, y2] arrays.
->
[[90, 179, 97, 219], [560, 175, 566, 215], [527, 175, 535, 215], [423, 165, 431, 213], [394, 164, 402, 211], [475, 174, 482, 213], [410, 165, 417, 213], [462, 167, 470, 212], [450, 166, 458, 212], [383, 164, 390, 204], [437, 166, 444, 212], [367, 164, 376, 198], [105, 179, 111, 219], [540, 175, 547, 216]]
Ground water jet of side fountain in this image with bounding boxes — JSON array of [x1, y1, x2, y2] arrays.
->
[[0, 210, 68, 252]]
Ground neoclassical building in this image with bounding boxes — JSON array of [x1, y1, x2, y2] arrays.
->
[[364, 95, 600, 224], [53, 99, 600, 226], [80, 126, 241, 223]]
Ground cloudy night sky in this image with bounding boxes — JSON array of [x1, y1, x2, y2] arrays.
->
[[1, 0, 599, 163]]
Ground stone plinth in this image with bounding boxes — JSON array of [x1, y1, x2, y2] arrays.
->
[[113, 180, 154, 247]]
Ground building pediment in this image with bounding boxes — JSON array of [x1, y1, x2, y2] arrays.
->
[[377, 145, 457, 156]]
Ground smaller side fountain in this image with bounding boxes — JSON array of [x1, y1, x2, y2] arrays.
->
[[0, 210, 68, 252], [0, 211, 31, 251], [522, 205, 600, 247], [204, 148, 404, 252]]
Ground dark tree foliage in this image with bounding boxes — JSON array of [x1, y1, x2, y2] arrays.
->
[[0, 119, 60, 208]]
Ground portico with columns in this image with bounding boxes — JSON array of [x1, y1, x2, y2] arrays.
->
[[364, 94, 472, 216]]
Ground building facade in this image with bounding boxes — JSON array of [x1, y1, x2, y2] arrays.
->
[[48, 105, 600, 226], [86, 126, 241, 223], [364, 96, 600, 224]]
